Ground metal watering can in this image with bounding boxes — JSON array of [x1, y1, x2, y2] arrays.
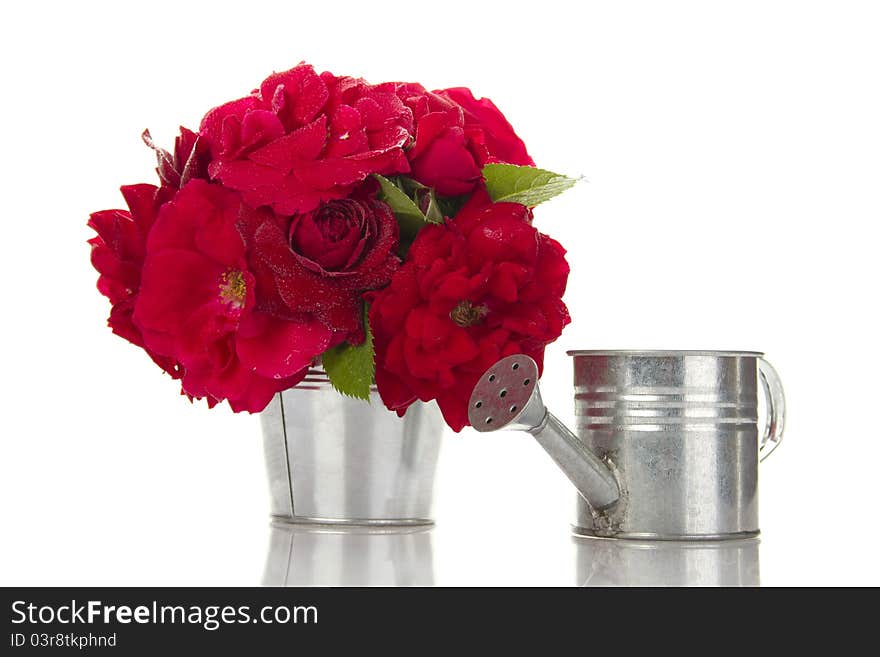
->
[[469, 351, 786, 540]]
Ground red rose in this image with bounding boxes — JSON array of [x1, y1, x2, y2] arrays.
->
[[132, 180, 333, 412], [88, 184, 182, 378], [199, 63, 413, 216], [438, 87, 534, 169], [395, 84, 534, 196], [368, 190, 570, 431], [247, 187, 400, 340]]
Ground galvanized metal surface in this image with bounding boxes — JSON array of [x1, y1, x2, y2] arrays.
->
[[568, 350, 786, 540], [261, 369, 444, 526]]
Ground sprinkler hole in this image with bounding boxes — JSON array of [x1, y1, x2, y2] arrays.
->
[[499, 389, 507, 398], [512, 363, 519, 370], [509, 405, 518, 413], [523, 378, 531, 386], [488, 374, 496, 382], [474, 400, 482, 409], [485, 417, 493, 425]]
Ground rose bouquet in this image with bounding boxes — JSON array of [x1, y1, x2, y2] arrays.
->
[[88, 63, 576, 431]]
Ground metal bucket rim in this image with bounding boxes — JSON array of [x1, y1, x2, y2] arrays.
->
[[566, 349, 764, 358]]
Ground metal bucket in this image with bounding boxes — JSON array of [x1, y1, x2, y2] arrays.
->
[[260, 369, 444, 526], [568, 350, 786, 540]]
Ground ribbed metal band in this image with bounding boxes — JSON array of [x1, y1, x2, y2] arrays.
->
[[572, 526, 761, 541], [270, 514, 434, 528], [574, 385, 757, 431]]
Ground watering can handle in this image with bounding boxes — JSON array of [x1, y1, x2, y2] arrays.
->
[[758, 358, 786, 462]]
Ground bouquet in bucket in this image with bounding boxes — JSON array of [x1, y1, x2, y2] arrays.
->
[[88, 63, 576, 431]]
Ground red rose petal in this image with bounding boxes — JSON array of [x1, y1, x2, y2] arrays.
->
[[134, 249, 224, 335], [239, 109, 286, 152], [236, 312, 331, 379], [199, 96, 261, 158], [119, 184, 162, 236], [438, 87, 534, 166], [249, 115, 327, 171], [410, 126, 481, 196], [261, 64, 329, 129]]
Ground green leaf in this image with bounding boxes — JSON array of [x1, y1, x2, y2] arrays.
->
[[482, 163, 579, 207], [321, 314, 375, 401], [374, 175, 428, 244]]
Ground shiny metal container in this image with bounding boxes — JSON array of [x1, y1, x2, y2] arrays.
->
[[568, 350, 785, 540], [261, 369, 444, 526]]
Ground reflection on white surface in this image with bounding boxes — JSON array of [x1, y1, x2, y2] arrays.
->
[[263, 522, 435, 587], [574, 536, 761, 587]]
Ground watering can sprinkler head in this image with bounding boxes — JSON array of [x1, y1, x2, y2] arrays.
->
[[468, 354, 621, 511], [468, 353, 547, 434]]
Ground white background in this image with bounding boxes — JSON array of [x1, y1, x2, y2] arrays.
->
[[1, 0, 878, 586]]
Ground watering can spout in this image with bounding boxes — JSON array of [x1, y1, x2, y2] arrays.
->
[[468, 355, 620, 510]]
